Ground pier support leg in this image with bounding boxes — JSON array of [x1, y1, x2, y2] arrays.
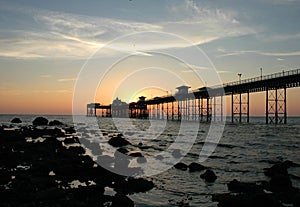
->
[[232, 91, 249, 123], [266, 88, 287, 124]]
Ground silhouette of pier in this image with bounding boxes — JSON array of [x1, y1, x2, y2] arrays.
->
[[87, 68, 300, 124]]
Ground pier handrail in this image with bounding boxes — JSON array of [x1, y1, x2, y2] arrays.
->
[[223, 68, 300, 87]]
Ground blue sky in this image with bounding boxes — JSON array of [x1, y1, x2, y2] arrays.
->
[[0, 0, 300, 114]]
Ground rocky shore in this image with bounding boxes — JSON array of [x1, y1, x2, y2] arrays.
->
[[0, 117, 154, 207], [211, 160, 300, 207]]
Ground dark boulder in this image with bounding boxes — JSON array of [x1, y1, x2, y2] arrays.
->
[[32, 117, 49, 126], [269, 174, 292, 192], [293, 193, 300, 207], [67, 146, 86, 155], [128, 151, 143, 157], [11, 117, 22, 123], [212, 192, 284, 207], [188, 162, 207, 172], [64, 127, 76, 134], [174, 162, 188, 171], [109, 193, 135, 207], [108, 136, 131, 147], [64, 137, 79, 144], [114, 178, 154, 194], [200, 169, 217, 182], [48, 120, 64, 126], [264, 160, 295, 177], [228, 179, 264, 193], [117, 148, 129, 155]]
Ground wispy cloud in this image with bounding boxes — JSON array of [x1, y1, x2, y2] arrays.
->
[[217, 48, 300, 57], [0, 1, 256, 59], [57, 78, 77, 82]]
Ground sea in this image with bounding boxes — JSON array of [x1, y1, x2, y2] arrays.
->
[[1, 114, 300, 207]]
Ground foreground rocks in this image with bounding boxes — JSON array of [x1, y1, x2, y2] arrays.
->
[[212, 160, 300, 207], [0, 122, 154, 207], [32, 116, 49, 125]]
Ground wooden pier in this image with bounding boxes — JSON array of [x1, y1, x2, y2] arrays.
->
[[87, 68, 300, 124]]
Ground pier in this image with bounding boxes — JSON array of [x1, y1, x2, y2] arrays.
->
[[87, 68, 300, 124]]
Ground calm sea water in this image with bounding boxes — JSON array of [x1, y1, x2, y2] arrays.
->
[[1, 114, 300, 207]]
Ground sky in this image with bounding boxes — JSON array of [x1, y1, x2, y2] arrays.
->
[[0, 0, 300, 115]]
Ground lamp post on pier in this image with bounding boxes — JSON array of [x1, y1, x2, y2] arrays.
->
[[260, 68, 263, 80], [238, 73, 242, 84]]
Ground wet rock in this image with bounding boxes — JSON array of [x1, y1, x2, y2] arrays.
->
[[64, 136, 79, 144], [67, 146, 86, 155], [174, 162, 188, 171], [117, 147, 129, 155], [108, 136, 131, 147], [293, 193, 300, 207], [188, 162, 207, 172], [64, 127, 76, 134], [227, 179, 264, 193], [48, 120, 64, 126], [11, 117, 22, 123], [128, 151, 143, 157], [200, 169, 217, 182], [32, 117, 49, 126], [269, 174, 292, 192], [264, 160, 294, 177], [110, 193, 135, 207], [212, 192, 284, 207], [36, 187, 65, 201], [114, 178, 154, 194]]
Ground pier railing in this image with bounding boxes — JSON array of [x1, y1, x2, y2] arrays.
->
[[223, 68, 300, 87]]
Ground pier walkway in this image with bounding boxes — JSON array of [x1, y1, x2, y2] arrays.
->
[[87, 68, 300, 124]]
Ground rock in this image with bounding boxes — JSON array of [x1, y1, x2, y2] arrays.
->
[[67, 146, 86, 155], [264, 160, 293, 177], [110, 193, 135, 207], [269, 174, 292, 192], [200, 169, 217, 182], [117, 148, 129, 155], [11, 117, 22, 123], [174, 162, 188, 171], [32, 117, 49, 126], [128, 151, 143, 157], [36, 187, 65, 201], [114, 178, 154, 194], [64, 137, 79, 144], [293, 193, 300, 207], [228, 179, 264, 193], [64, 127, 76, 134], [212, 192, 284, 207], [108, 136, 131, 147], [188, 162, 207, 172], [48, 120, 64, 126]]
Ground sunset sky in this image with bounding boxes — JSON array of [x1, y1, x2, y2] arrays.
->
[[0, 0, 300, 115]]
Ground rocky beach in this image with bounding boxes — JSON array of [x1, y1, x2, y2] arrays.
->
[[0, 117, 154, 207], [1, 116, 300, 206]]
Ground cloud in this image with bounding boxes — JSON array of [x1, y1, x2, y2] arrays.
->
[[57, 78, 77, 82], [217, 48, 300, 57], [260, 0, 298, 5], [0, 1, 256, 59], [266, 33, 300, 41]]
